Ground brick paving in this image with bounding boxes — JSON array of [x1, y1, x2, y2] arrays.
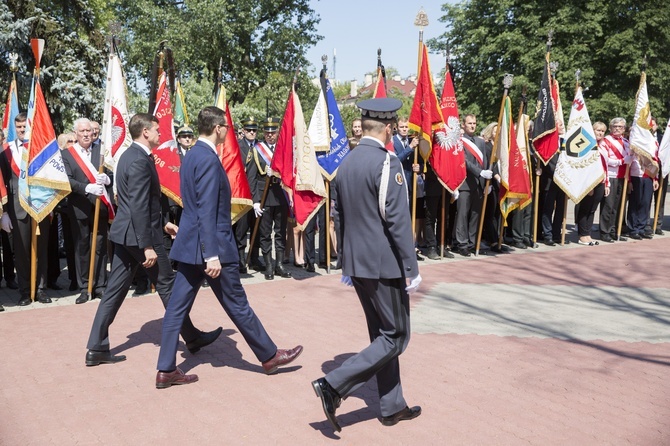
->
[[0, 232, 669, 444]]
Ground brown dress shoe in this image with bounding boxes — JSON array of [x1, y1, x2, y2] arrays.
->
[[262, 345, 303, 374], [156, 367, 199, 389], [380, 405, 422, 426]]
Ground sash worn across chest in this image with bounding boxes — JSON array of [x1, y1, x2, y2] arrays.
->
[[67, 146, 116, 220], [461, 137, 484, 166], [6, 142, 22, 177]]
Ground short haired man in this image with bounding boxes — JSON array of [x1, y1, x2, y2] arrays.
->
[[312, 98, 421, 431], [155, 106, 302, 388], [84, 113, 221, 367]]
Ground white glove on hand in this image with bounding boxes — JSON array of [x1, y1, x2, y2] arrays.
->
[[96, 173, 111, 185], [406, 274, 422, 294], [267, 167, 274, 177], [480, 169, 493, 179], [1, 213, 12, 232], [341, 275, 353, 287], [253, 202, 264, 218], [452, 190, 460, 200], [623, 155, 634, 164], [85, 184, 104, 196]]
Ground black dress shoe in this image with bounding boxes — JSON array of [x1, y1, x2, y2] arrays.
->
[[617, 236, 628, 242], [380, 405, 422, 426], [239, 265, 248, 274], [293, 262, 305, 268], [186, 327, 223, 354], [317, 262, 328, 269], [69, 281, 79, 291], [601, 235, 614, 243], [655, 228, 664, 235], [201, 281, 210, 288], [75, 292, 89, 304], [490, 244, 509, 253], [132, 286, 149, 297], [543, 239, 556, 246], [0, 304, 4, 312], [36, 290, 51, 304], [305, 263, 315, 273], [629, 233, 642, 240], [312, 378, 342, 432], [6, 279, 18, 289], [553, 239, 570, 245], [85, 350, 127, 366], [441, 250, 455, 259], [415, 251, 424, 261], [425, 248, 440, 260], [513, 241, 527, 249], [18, 297, 31, 306], [458, 248, 471, 257], [641, 233, 653, 239]]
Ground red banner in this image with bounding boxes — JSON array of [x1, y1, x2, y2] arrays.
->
[[218, 102, 252, 223], [152, 72, 182, 206]]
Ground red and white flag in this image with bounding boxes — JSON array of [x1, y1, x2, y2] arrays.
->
[[152, 72, 182, 206], [659, 117, 670, 179], [409, 42, 443, 163], [101, 51, 132, 171], [629, 72, 659, 177], [272, 86, 326, 230], [498, 97, 531, 221], [430, 67, 466, 193]]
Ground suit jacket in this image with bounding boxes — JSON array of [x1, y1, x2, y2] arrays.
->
[[335, 137, 418, 280], [61, 144, 112, 220], [246, 142, 286, 207], [109, 142, 164, 248], [460, 134, 488, 192], [0, 140, 28, 220], [170, 140, 238, 265]]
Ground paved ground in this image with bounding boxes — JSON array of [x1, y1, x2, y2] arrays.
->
[[0, 220, 669, 444]]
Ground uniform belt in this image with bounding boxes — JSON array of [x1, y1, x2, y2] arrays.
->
[[269, 177, 280, 184]]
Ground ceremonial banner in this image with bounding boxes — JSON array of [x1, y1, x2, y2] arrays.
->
[[20, 75, 71, 221], [308, 82, 330, 152], [315, 78, 350, 180], [498, 97, 531, 221], [409, 42, 443, 161], [629, 72, 659, 177], [2, 77, 19, 144], [152, 72, 182, 206], [659, 117, 670, 178], [174, 78, 189, 126], [554, 87, 604, 203], [373, 66, 386, 99], [272, 86, 326, 230], [218, 100, 252, 224], [430, 67, 465, 192], [532, 56, 559, 164], [102, 51, 132, 171]]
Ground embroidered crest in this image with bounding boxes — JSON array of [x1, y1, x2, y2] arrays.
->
[[395, 172, 404, 185]]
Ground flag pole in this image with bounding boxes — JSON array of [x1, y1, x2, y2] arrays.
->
[[559, 69, 581, 246], [652, 176, 664, 234], [321, 54, 331, 273], [476, 73, 514, 256], [412, 8, 429, 244], [439, 51, 449, 259], [29, 43, 42, 302]]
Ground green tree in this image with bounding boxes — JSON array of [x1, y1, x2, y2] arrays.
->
[[428, 0, 670, 126]]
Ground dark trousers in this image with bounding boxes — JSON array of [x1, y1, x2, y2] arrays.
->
[[424, 193, 453, 249], [511, 203, 533, 243], [0, 229, 15, 282], [454, 188, 483, 249], [325, 277, 410, 417], [648, 174, 668, 232], [259, 204, 287, 256], [71, 214, 109, 293], [47, 215, 61, 285], [86, 242, 200, 352], [628, 177, 653, 235], [540, 177, 566, 241], [11, 215, 49, 298], [303, 205, 326, 264], [157, 262, 277, 372], [600, 177, 623, 237], [59, 212, 78, 284], [576, 183, 605, 236]]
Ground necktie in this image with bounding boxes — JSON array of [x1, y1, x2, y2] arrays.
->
[[402, 138, 408, 148]]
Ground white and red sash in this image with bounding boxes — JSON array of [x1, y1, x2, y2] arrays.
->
[[255, 141, 274, 167], [602, 135, 628, 178], [67, 145, 115, 220], [6, 140, 22, 177], [461, 137, 484, 166]]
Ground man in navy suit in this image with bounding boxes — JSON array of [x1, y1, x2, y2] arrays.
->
[[155, 106, 303, 389], [311, 99, 422, 431], [84, 113, 221, 367]]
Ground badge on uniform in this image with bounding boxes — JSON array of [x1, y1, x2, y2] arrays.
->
[[395, 172, 403, 185]]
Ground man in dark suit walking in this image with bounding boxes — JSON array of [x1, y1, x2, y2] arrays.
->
[[311, 98, 422, 432], [84, 113, 221, 367], [155, 106, 302, 388], [61, 118, 113, 304]]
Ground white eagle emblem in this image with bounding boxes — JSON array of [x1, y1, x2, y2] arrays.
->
[[434, 117, 463, 155]]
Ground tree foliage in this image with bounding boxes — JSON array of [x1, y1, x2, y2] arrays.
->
[[428, 0, 670, 127]]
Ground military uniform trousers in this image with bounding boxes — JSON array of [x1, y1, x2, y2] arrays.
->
[[259, 203, 288, 256]]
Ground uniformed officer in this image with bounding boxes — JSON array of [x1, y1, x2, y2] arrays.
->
[[247, 117, 291, 280], [311, 98, 422, 432], [233, 118, 262, 273]]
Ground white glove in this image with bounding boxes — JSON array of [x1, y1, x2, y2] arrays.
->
[[623, 155, 634, 164], [96, 173, 111, 185], [85, 184, 104, 196], [341, 275, 353, 287], [267, 167, 274, 177], [253, 203, 264, 218], [452, 190, 460, 200], [1, 213, 12, 232], [480, 169, 493, 179], [406, 274, 422, 294]]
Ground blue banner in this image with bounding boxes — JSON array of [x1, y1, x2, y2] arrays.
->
[[316, 79, 350, 180]]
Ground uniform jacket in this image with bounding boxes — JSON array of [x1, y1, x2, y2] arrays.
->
[[109, 142, 164, 248], [61, 143, 113, 221], [460, 134, 488, 192], [170, 139, 238, 265], [246, 142, 286, 207], [0, 140, 28, 220], [335, 137, 418, 280]]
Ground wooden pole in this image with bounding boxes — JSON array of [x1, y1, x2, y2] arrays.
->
[[440, 189, 446, 258], [533, 175, 540, 243], [325, 180, 330, 273], [616, 164, 631, 240], [652, 176, 664, 234], [87, 154, 105, 297], [30, 219, 37, 301], [246, 177, 271, 267]]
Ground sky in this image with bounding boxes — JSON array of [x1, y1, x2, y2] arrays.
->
[[305, 1, 453, 83]]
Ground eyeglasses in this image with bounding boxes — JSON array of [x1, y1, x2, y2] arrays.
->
[[218, 123, 229, 129], [67, 140, 75, 143], [244, 129, 257, 133]]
